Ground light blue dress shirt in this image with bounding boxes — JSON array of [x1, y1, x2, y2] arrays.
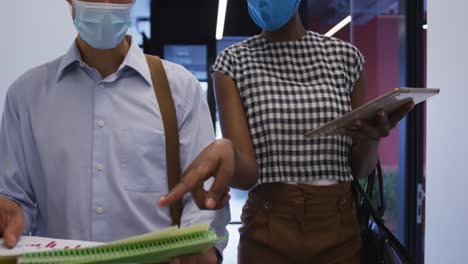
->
[[0, 37, 229, 252]]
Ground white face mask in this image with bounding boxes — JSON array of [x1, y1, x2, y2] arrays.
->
[[72, 0, 134, 49]]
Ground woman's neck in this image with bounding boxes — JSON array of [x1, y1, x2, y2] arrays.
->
[[260, 12, 306, 42]]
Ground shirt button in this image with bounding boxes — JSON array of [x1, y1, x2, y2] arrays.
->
[[99, 84, 105, 89], [96, 207, 104, 214], [96, 163, 104, 171], [97, 120, 105, 127]]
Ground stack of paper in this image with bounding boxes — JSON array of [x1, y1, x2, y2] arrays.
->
[[0, 223, 221, 264]]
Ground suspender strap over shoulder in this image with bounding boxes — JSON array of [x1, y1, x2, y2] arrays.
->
[[145, 55, 183, 226]]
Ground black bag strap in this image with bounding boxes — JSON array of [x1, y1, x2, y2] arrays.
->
[[364, 161, 386, 218], [352, 163, 415, 264]]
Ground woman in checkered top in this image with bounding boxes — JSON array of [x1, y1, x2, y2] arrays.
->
[[160, 0, 413, 263]]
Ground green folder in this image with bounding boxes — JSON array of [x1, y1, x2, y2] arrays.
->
[[0, 223, 223, 264]]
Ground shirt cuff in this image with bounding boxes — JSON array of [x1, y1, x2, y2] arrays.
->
[[214, 247, 223, 264], [22, 208, 33, 235]]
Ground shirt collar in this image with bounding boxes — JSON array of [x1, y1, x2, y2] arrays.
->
[[56, 36, 152, 86], [56, 41, 82, 82], [118, 36, 152, 86]]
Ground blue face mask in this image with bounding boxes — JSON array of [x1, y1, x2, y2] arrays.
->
[[72, 0, 133, 49], [247, 0, 301, 32]]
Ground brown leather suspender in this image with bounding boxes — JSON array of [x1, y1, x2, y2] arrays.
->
[[145, 55, 183, 226]]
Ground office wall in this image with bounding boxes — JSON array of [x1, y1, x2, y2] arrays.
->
[[426, 0, 468, 263], [0, 1, 76, 114]]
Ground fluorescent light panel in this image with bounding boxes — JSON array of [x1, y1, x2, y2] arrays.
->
[[325, 15, 352, 37], [216, 0, 228, 40]]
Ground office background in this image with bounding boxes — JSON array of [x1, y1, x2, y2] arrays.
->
[[0, 0, 466, 263]]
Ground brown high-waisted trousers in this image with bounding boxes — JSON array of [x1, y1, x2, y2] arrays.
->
[[238, 182, 361, 264]]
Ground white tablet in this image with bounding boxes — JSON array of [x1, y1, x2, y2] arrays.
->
[[304, 87, 440, 138]]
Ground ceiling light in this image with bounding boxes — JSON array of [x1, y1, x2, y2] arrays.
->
[[216, 0, 228, 40], [325, 15, 352, 37]]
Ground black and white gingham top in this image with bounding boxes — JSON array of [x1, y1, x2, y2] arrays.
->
[[212, 31, 365, 185]]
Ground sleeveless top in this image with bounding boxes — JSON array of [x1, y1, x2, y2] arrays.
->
[[211, 31, 365, 185]]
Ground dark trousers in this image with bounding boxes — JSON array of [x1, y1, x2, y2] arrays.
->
[[238, 182, 361, 264]]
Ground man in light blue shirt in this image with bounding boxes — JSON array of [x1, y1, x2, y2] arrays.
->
[[0, 0, 229, 263]]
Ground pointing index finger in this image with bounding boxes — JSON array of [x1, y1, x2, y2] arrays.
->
[[158, 161, 216, 207], [158, 181, 191, 207]]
